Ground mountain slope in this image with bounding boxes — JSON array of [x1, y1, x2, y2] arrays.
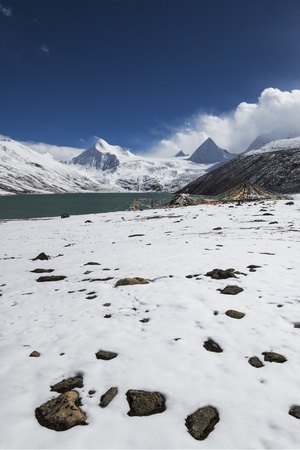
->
[[178, 137, 300, 195], [0, 139, 107, 195], [188, 137, 235, 164]]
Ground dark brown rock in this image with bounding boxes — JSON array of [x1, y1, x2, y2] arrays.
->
[[115, 277, 150, 287], [225, 309, 245, 319], [95, 350, 118, 360], [248, 356, 264, 368], [185, 405, 220, 440], [36, 275, 67, 282], [205, 268, 237, 279], [51, 376, 84, 393], [32, 252, 49, 261], [220, 285, 244, 295], [100, 387, 118, 408], [126, 389, 166, 416], [29, 350, 41, 357], [203, 338, 223, 353], [289, 405, 300, 419], [35, 391, 87, 431], [30, 268, 54, 273], [262, 351, 287, 363]]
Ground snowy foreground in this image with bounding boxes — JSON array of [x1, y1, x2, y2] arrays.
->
[[1, 198, 300, 449]]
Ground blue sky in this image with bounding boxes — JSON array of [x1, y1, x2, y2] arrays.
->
[[2, 0, 300, 155]]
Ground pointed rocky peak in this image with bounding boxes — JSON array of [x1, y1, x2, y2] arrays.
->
[[188, 138, 234, 164], [174, 150, 187, 157]]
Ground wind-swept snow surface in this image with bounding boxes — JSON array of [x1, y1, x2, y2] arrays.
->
[[1, 198, 300, 448]]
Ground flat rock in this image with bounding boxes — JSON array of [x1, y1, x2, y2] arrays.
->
[[126, 389, 166, 416], [99, 387, 118, 408], [220, 285, 244, 295], [203, 338, 223, 353], [205, 268, 237, 279], [225, 309, 245, 319], [185, 405, 220, 440], [35, 390, 87, 431], [262, 351, 287, 363], [248, 356, 264, 368], [29, 350, 41, 357], [289, 405, 300, 419], [30, 268, 54, 273], [115, 277, 150, 287], [36, 275, 66, 282], [95, 350, 118, 360], [51, 376, 84, 393]]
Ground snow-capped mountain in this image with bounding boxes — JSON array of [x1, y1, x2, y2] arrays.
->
[[188, 137, 235, 164], [69, 138, 217, 192], [245, 128, 300, 152], [178, 137, 300, 195], [0, 139, 109, 195]]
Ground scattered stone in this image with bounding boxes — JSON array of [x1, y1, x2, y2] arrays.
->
[[32, 252, 49, 261], [185, 405, 220, 441], [203, 338, 223, 353], [126, 389, 166, 416], [61, 213, 70, 218], [36, 275, 67, 282], [99, 387, 118, 408], [139, 318, 150, 323], [86, 295, 97, 300], [294, 323, 300, 328], [89, 277, 114, 282], [213, 227, 222, 231], [248, 356, 264, 368], [95, 350, 118, 360], [88, 390, 96, 396], [128, 234, 145, 238], [30, 268, 54, 273], [247, 264, 262, 272], [205, 268, 237, 279], [269, 221, 278, 225], [220, 285, 244, 295], [289, 405, 300, 419], [115, 277, 150, 287], [286, 201, 294, 206], [104, 314, 112, 318], [51, 376, 84, 393], [262, 351, 287, 363], [29, 350, 41, 357], [103, 303, 111, 307], [35, 390, 87, 431], [225, 309, 245, 319], [85, 220, 92, 223], [84, 262, 101, 266]]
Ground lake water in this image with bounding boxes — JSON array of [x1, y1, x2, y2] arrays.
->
[[0, 192, 174, 220]]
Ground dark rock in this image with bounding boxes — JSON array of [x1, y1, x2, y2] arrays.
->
[[248, 356, 264, 368], [29, 350, 41, 357], [61, 213, 70, 218], [286, 201, 294, 206], [88, 390, 96, 396], [205, 268, 237, 279], [139, 318, 150, 323], [84, 262, 101, 265], [85, 220, 92, 223], [104, 314, 112, 318], [289, 405, 300, 419], [262, 351, 287, 363], [86, 295, 97, 300], [95, 350, 118, 360], [185, 405, 220, 440], [103, 303, 111, 307], [30, 268, 54, 273], [213, 227, 222, 231], [36, 275, 66, 282], [126, 389, 166, 416], [99, 387, 118, 408], [294, 323, 300, 328], [51, 376, 84, 393], [35, 390, 87, 431], [203, 338, 223, 353], [247, 264, 262, 271], [220, 285, 244, 295], [32, 252, 49, 261], [128, 234, 145, 238], [225, 309, 245, 319], [115, 277, 150, 287]]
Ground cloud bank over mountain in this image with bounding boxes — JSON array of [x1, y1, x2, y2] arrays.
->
[[150, 88, 300, 157]]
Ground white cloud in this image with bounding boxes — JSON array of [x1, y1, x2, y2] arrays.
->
[[38, 44, 50, 54], [149, 88, 300, 157], [0, 3, 12, 16]]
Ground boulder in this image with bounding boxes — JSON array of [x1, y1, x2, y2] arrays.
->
[[35, 391, 87, 431], [126, 389, 166, 416], [262, 351, 287, 363], [185, 405, 220, 440], [225, 309, 245, 319], [99, 387, 118, 408], [51, 376, 84, 393], [220, 285, 244, 295], [248, 356, 264, 368], [205, 268, 237, 279], [203, 338, 223, 353], [289, 405, 300, 419], [115, 277, 150, 287], [95, 350, 118, 360]]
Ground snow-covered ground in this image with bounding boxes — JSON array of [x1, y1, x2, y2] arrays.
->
[[1, 197, 300, 449], [245, 136, 300, 156]]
